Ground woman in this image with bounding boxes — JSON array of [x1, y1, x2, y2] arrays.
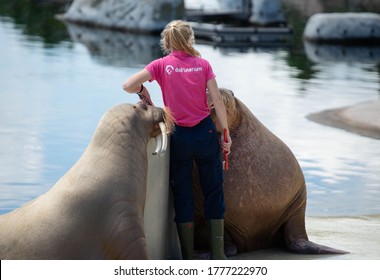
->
[[122, 20, 231, 260]]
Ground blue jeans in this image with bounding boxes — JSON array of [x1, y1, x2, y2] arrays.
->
[[170, 116, 225, 223]]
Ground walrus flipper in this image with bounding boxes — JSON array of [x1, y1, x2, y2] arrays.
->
[[288, 239, 349, 254], [283, 207, 349, 255]]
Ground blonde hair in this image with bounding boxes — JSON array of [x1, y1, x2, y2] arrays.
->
[[163, 106, 175, 133], [160, 20, 201, 57]]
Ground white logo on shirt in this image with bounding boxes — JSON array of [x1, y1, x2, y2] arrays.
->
[[166, 65, 174, 75], [166, 65, 203, 75]]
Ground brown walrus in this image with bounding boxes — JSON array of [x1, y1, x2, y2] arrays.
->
[[0, 102, 171, 259], [193, 88, 348, 255]]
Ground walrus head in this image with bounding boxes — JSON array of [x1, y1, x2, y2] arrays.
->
[[209, 88, 241, 132], [91, 102, 174, 156], [130, 102, 174, 156]]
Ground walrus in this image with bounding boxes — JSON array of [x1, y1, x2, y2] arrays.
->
[[193, 88, 348, 255], [0, 102, 171, 259]]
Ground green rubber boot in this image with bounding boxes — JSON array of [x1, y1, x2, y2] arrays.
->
[[209, 219, 227, 260], [176, 222, 194, 260]]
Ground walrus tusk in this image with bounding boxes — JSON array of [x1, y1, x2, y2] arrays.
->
[[159, 122, 167, 153], [152, 122, 167, 156], [153, 134, 162, 156]]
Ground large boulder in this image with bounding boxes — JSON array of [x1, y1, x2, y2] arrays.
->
[[303, 13, 380, 43], [61, 0, 185, 33]]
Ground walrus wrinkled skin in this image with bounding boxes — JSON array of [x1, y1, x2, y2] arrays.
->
[[193, 88, 348, 255], [0, 103, 168, 260]]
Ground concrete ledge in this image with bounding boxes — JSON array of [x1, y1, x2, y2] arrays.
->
[[307, 100, 380, 140], [303, 13, 380, 43]]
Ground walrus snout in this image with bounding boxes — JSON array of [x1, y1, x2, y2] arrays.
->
[[131, 104, 172, 156]]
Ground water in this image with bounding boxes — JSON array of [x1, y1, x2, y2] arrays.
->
[[0, 1, 379, 217]]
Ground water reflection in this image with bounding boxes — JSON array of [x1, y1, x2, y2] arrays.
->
[[304, 41, 380, 63], [64, 23, 162, 68], [0, 16, 138, 214], [0, 0, 70, 46]]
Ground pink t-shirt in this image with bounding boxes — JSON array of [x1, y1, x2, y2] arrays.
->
[[146, 50, 216, 127]]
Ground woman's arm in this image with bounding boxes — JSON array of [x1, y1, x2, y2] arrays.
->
[[207, 78, 232, 154], [122, 69, 154, 105]]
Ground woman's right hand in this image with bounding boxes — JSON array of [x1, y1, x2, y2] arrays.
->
[[221, 130, 232, 155], [137, 87, 154, 106]]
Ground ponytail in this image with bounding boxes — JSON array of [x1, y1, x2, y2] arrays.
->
[[160, 20, 201, 57]]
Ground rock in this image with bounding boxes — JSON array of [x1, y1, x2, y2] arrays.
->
[[61, 0, 185, 33], [307, 100, 380, 140], [249, 0, 285, 26], [303, 13, 380, 43]]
